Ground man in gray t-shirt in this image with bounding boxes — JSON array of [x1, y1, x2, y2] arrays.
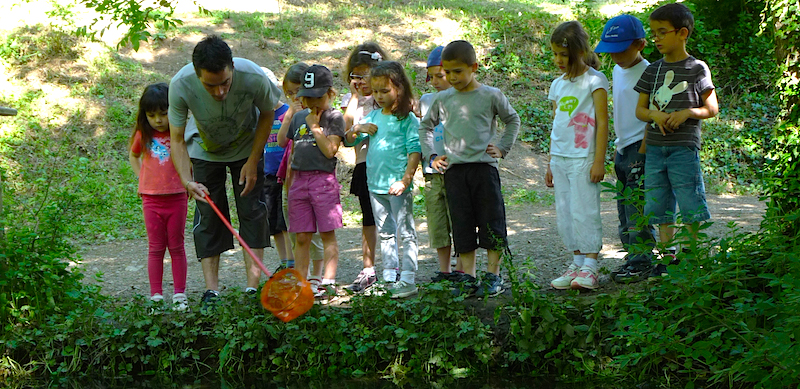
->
[[168, 35, 281, 307]]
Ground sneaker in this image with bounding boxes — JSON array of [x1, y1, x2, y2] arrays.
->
[[612, 262, 653, 284], [551, 264, 580, 290], [571, 266, 599, 290], [272, 264, 286, 277], [476, 272, 504, 298], [649, 263, 669, 279], [172, 293, 189, 312], [200, 290, 219, 313], [315, 283, 337, 300], [610, 262, 631, 279], [431, 271, 460, 283], [148, 294, 164, 315], [345, 270, 377, 293], [308, 278, 321, 295], [272, 260, 295, 277], [452, 273, 479, 297], [388, 281, 418, 299]]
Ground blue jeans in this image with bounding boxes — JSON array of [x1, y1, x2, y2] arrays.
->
[[614, 142, 656, 264], [644, 145, 711, 225]]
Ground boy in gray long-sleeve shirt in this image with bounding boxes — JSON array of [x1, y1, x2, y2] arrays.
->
[[419, 40, 520, 298]]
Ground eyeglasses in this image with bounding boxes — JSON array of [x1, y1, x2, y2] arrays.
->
[[650, 28, 678, 41], [349, 72, 370, 81], [284, 88, 299, 99]]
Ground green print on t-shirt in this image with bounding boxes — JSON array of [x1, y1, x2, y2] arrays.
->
[[558, 96, 578, 117]]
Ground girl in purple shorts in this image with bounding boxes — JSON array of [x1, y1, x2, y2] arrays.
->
[[277, 65, 346, 298]]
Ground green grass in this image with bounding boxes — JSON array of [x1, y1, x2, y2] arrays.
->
[[505, 187, 554, 206]]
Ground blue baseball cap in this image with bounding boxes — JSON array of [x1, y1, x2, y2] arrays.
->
[[426, 46, 444, 68], [595, 14, 645, 53]]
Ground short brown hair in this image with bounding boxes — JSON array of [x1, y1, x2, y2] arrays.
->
[[442, 40, 477, 66]]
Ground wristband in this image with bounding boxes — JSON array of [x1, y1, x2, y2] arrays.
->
[[429, 154, 437, 168]]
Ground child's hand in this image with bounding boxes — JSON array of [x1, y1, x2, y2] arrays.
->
[[486, 144, 503, 158], [348, 79, 359, 96], [287, 97, 303, 114], [388, 180, 408, 196], [665, 109, 691, 129], [354, 123, 378, 135], [306, 108, 322, 130], [545, 165, 554, 187], [590, 161, 605, 183], [431, 155, 448, 173], [650, 110, 672, 135]]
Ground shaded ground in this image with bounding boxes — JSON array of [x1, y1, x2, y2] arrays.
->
[[78, 141, 766, 304]]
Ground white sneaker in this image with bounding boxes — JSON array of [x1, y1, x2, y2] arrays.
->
[[148, 294, 164, 315], [571, 267, 599, 290], [551, 264, 580, 290], [172, 293, 189, 312]]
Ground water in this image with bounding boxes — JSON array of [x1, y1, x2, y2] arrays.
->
[[11, 374, 613, 389]]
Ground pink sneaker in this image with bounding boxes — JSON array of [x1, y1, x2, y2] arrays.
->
[[571, 266, 599, 290], [551, 264, 580, 290]]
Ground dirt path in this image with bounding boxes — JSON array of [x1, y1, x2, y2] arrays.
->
[[78, 143, 766, 302]]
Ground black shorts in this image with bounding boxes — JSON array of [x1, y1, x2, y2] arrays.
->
[[350, 162, 376, 227], [191, 158, 270, 259], [444, 163, 507, 253], [263, 174, 287, 235]]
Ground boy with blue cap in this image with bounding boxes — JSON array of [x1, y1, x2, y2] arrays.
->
[[595, 14, 657, 283], [417, 46, 460, 282]]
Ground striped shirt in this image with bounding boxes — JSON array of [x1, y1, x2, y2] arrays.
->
[[634, 56, 715, 149]]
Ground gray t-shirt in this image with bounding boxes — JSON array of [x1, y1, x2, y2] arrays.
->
[[289, 108, 346, 173], [634, 56, 715, 149], [419, 84, 520, 169], [168, 58, 281, 162]]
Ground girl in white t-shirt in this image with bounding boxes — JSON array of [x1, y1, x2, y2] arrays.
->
[[545, 21, 610, 290]]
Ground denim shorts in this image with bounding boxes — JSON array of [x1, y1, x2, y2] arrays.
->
[[644, 146, 710, 224]]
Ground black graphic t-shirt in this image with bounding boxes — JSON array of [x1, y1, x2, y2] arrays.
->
[[290, 108, 345, 172]]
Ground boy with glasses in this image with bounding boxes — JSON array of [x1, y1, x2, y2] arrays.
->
[[634, 2, 719, 277]]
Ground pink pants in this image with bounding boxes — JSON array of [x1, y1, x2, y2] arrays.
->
[[142, 193, 188, 296]]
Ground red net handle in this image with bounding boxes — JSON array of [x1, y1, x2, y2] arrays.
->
[[204, 195, 273, 278]]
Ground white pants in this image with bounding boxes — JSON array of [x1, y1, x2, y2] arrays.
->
[[551, 155, 602, 254], [369, 191, 418, 284]]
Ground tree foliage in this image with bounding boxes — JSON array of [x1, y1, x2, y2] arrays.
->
[[760, 0, 800, 236], [72, 0, 207, 50]]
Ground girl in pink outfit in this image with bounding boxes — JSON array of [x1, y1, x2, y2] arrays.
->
[[129, 83, 189, 311]]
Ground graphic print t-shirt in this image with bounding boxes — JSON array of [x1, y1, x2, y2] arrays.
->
[[130, 130, 185, 195], [548, 68, 609, 158], [168, 58, 282, 162], [289, 108, 346, 173], [263, 103, 290, 175], [633, 56, 715, 149]]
